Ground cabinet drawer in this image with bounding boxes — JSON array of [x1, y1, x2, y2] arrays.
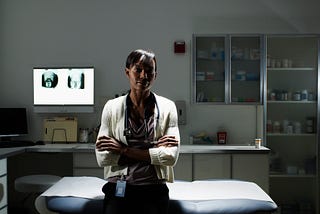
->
[[174, 154, 192, 181], [0, 175, 7, 210], [73, 152, 99, 168], [0, 159, 6, 176], [232, 154, 269, 193], [193, 154, 231, 180]]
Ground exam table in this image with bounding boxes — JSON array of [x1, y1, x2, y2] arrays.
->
[[35, 176, 277, 214]]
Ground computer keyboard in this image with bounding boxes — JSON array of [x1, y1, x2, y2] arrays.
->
[[0, 140, 35, 148]]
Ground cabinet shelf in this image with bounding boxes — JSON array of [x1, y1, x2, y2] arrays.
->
[[267, 100, 317, 104], [231, 79, 260, 82], [267, 67, 316, 71], [197, 57, 224, 62], [269, 173, 317, 178], [196, 79, 225, 82], [267, 133, 316, 137]]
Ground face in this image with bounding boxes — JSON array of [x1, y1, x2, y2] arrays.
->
[[126, 59, 157, 92]]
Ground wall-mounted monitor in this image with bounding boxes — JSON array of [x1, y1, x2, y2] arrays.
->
[[33, 67, 94, 106], [0, 108, 28, 140]]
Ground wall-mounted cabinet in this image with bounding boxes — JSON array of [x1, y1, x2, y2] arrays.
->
[[265, 35, 319, 214], [192, 34, 265, 104]]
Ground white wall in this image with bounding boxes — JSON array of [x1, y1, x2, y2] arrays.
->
[[1, 0, 319, 144]]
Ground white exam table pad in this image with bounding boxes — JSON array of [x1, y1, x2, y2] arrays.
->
[[36, 176, 277, 214], [40, 176, 106, 199], [39, 176, 273, 202]]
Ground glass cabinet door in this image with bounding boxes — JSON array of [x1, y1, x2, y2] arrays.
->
[[193, 36, 226, 103], [193, 34, 264, 104], [230, 36, 263, 103]]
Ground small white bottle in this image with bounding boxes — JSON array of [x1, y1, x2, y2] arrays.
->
[[293, 122, 302, 134], [301, 89, 308, 101], [255, 138, 262, 149], [273, 121, 281, 133]]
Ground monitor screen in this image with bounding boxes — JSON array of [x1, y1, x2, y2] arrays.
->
[[0, 108, 28, 138], [33, 67, 94, 105]]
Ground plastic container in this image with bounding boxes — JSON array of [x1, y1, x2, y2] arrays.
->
[[267, 120, 273, 133], [217, 131, 227, 144], [308, 92, 314, 101], [273, 121, 281, 133], [282, 120, 289, 133], [301, 89, 308, 101], [79, 128, 89, 143], [306, 117, 315, 133], [293, 91, 301, 101], [206, 72, 214, 80], [235, 71, 246, 81], [293, 122, 302, 134], [196, 72, 205, 81], [255, 138, 261, 149]]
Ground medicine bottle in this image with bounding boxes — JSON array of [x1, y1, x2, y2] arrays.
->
[[273, 121, 281, 133], [293, 91, 301, 101], [79, 128, 89, 143], [255, 138, 262, 149], [301, 89, 308, 101], [293, 122, 301, 134], [267, 120, 273, 133]]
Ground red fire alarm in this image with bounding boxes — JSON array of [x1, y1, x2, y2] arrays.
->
[[174, 41, 185, 53]]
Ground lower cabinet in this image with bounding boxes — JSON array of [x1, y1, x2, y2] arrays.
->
[[174, 153, 269, 193], [73, 152, 104, 178], [193, 154, 231, 180], [232, 154, 269, 192], [173, 154, 193, 181]]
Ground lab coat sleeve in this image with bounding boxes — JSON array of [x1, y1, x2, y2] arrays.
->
[[149, 100, 180, 167], [95, 100, 121, 167]]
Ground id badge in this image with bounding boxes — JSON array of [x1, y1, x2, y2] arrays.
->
[[115, 180, 126, 197]]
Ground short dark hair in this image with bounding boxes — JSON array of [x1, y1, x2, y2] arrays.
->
[[125, 49, 157, 72]]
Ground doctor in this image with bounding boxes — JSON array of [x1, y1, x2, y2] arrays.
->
[[95, 49, 180, 214]]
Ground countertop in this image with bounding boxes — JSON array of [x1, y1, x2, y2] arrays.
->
[[0, 143, 269, 159], [180, 145, 269, 154], [0, 147, 26, 159]]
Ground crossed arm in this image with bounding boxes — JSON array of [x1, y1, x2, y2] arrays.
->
[[96, 135, 178, 164]]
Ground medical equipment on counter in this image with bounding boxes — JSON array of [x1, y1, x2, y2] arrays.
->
[[43, 117, 78, 143]]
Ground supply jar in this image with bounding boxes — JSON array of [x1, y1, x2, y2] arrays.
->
[[79, 128, 89, 143], [217, 132, 227, 144], [255, 138, 262, 149]]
